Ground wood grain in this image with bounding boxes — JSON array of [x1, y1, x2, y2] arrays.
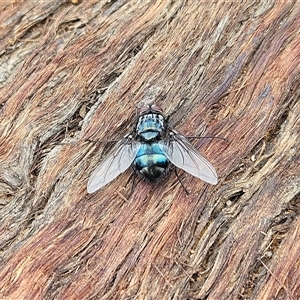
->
[[0, 1, 299, 299]]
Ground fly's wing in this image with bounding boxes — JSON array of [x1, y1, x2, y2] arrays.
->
[[158, 130, 218, 184], [87, 136, 140, 193]]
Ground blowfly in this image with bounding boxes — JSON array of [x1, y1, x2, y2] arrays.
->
[[87, 104, 217, 193]]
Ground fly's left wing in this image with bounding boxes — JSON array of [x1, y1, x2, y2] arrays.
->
[[87, 135, 140, 193], [158, 130, 218, 184]]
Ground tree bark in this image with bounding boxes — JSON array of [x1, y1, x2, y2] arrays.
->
[[0, 1, 299, 299]]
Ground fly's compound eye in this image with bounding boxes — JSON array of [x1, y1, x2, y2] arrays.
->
[[138, 104, 151, 114], [150, 104, 163, 113]]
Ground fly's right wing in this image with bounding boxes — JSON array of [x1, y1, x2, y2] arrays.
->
[[87, 136, 140, 193], [158, 130, 218, 185]]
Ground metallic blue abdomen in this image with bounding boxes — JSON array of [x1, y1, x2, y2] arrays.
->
[[134, 143, 169, 180], [134, 113, 169, 180]]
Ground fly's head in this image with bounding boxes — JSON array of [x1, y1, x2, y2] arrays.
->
[[137, 103, 164, 116]]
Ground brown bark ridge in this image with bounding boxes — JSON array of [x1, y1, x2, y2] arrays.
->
[[0, 1, 299, 299]]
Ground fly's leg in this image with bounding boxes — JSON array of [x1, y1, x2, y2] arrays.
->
[[85, 138, 119, 144], [185, 135, 229, 142], [174, 168, 189, 195]]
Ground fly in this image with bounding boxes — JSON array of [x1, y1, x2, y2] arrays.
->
[[87, 104, 218, 194]]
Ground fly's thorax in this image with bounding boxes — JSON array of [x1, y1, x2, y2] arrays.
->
[[136, 113, 166, 141]]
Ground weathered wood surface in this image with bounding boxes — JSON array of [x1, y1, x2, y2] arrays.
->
[[0, 1, 299, 299]]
